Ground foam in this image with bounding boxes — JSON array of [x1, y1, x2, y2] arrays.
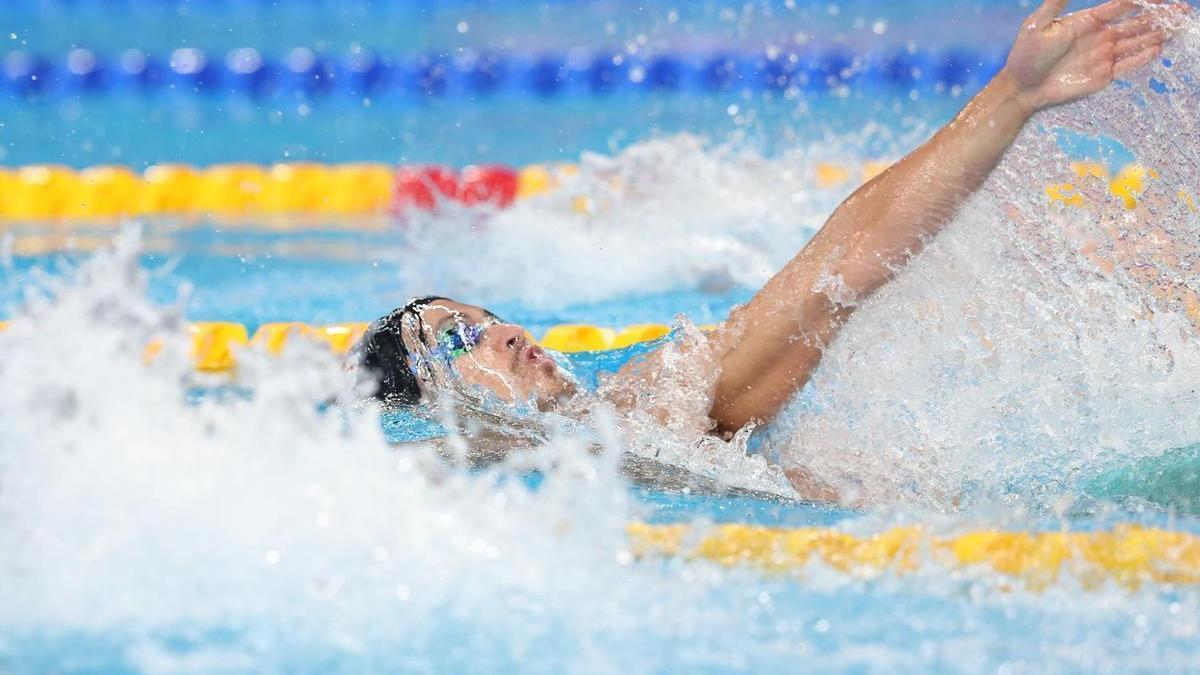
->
[[0, 228, 789, 669], [3, 10, 1200, 670], [767, 19, 1200, 510], [388, 131, 909, 309]]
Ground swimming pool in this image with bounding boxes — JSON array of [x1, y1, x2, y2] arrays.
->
[[4, 1, 1200, 673]]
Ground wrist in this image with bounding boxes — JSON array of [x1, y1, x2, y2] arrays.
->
[[992, 68, 1039, 119]]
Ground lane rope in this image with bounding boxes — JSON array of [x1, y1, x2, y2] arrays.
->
[[0, 320, 690, 371], [0, 159, 1177, 222], [627, 522, 1200, 589], [0, 161, 880, 221], [4, 45, 1004, 101]]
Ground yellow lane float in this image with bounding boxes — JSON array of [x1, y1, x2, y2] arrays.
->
[[74, 165, 142, 218], [189, 322, 249, 372], [1180, 189, 1198, 213], [612, 323, 672, 349], [516, 164, 556, 199], [1043, 162, 1191, 212], [249, 322, 307, 355], [141, 163, 202, 214], [250, 321, 370, 355], [324, 163, 397, 215], [1071, 160, 1109, 180], [193, 163, 267, 216], [1, 319, 680, 371], [0, 160, 916, 222], [627, 522, 1200, 589], [1045, 182, 1084, 207], [538, 324, 619, 353], [3, 165, 82, 221], [0, 159, 1180, 222], [1109, 164, 1158, 210], [118, 321, 681, 373], [861, 159, 892, 182], [814, 162, 852, 188]]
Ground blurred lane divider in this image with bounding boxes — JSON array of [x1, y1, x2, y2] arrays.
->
[[539, 324, 618, 353], [190, 322, 249, 372], [0, 160, 1174, 222], [109, 321, 683, 374], [2, 45, 1010, 102], [627, 522, 1200, 588], [0, 160, 891, 222]]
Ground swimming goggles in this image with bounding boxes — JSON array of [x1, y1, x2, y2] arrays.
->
[[413, 316, 498, 371]]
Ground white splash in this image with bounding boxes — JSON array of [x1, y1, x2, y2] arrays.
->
[[391, 132, 901, 308], [767, 21, 1200, 510], [0, 229, 675, 666]]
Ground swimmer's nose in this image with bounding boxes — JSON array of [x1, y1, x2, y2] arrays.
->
[[487, 322, 526, 352]]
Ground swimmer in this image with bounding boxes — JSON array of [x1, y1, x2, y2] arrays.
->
[[356, 0, 1188, 494]]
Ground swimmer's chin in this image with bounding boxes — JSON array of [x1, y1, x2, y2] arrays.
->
[[535, 378, 579, 412]]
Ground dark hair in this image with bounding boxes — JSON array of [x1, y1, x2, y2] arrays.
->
[[356, 296, 445, 405]]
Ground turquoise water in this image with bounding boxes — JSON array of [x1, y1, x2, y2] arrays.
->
[[3, 0, 1025, 55], [5, 1, 1200, 673], [0, 94, 964, 168], [0, 228, 752, 329], [1, 0, 1009, 167]]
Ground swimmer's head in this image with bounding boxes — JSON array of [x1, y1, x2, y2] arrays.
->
[[355, 296, 577, 409]]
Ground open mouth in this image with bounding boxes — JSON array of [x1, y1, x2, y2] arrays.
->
[[521, 343, 554, 370]]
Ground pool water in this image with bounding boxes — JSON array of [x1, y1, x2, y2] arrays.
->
[[5, 154, 1200, 672], [0, 232, 752, 334], [5, 1, 1200, 673]]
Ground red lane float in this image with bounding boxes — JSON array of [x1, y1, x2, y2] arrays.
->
[[392, 165, 518, 214], [460, 165, 518, 207]]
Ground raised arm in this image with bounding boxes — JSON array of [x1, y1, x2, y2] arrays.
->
[[706, 0, 1183, 433]]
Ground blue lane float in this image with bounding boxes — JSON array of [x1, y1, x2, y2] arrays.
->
[[2, 46, 1008, 102]]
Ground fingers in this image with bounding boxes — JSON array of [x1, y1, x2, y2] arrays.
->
[[1031, 0, 1071, 27], [1081, 0, 1137, 23], [1106, 1, 1185, 61], [1113, 43, 1163, 77], [1080, 0, 1188, 32], [1115, 27, 1168, 59], [1110, 13, 1160, 40]]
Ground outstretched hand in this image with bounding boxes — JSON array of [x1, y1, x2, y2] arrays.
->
[[1002, 0, 1189, 114]]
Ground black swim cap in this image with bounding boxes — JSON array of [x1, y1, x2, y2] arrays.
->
[[356, 296, 445, 405]]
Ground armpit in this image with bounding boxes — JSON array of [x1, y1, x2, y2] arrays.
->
[[597, 321, 722, 435]]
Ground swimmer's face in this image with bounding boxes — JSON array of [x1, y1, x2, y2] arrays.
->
[[406, 299, 576, 409]]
